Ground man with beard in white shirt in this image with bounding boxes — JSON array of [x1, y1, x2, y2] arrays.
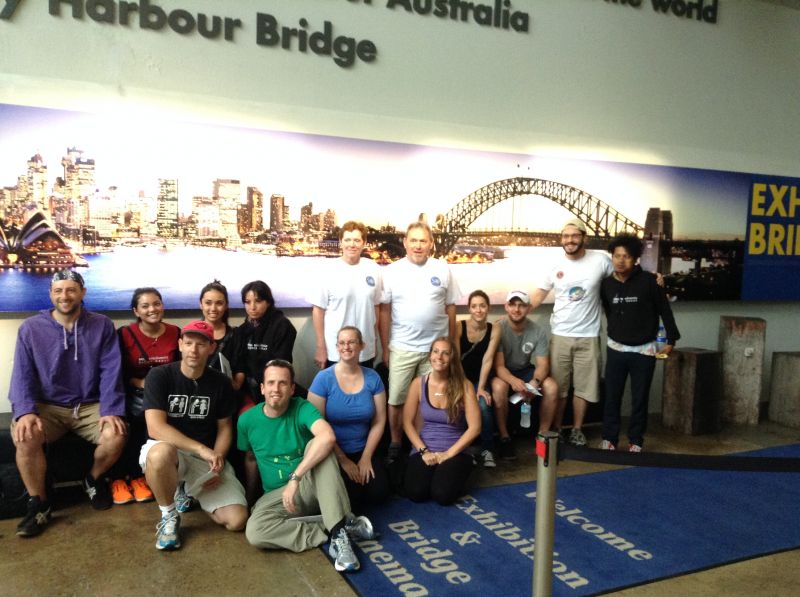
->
[[528, 219, 612, 447]]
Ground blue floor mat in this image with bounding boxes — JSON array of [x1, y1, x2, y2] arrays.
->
[[343, 444, 800, 596]]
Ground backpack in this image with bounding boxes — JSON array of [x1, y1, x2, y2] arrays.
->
[[0, 462, 28, 519]]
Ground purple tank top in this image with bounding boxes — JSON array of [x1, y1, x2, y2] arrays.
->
[[416, 374, 466, 454]]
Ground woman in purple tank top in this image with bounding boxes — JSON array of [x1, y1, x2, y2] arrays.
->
[[402, 337, 481, 505]]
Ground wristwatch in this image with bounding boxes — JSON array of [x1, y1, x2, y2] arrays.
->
[[288, 472, 301, 482], [419, 446, 429, 455]]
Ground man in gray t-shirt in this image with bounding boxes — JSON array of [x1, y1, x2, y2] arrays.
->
[[490, 291, 560, 460]]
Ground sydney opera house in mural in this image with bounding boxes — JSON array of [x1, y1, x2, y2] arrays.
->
[[0, 211, 83, 271]]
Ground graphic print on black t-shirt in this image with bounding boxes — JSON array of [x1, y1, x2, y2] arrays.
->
[[168, 394, 188, 415], [189, 397, 210, 418]]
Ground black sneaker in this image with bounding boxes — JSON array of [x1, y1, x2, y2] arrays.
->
[[569, 428, 587, 447], [385, 443, 401, 465], [84, 475, 113, 510], [16, 496, 51, 537], [498, 437, 517, 460]]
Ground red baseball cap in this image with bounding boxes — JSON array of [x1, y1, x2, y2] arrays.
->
[[181, 320, 215, 342]]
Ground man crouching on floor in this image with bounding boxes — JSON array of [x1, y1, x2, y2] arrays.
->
[[141, 320, 248, 551], [238, 358, 375, 572]]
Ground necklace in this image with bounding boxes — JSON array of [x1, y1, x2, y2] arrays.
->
[[140, 323, 163, 342]]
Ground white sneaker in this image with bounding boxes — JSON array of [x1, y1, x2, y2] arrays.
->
[[481, 450, 496, 468], [345, 515, 376, 541], [600, 440, 616, 451], [174, 481, 196, 513], [329, 528, 360, 572], [629, 444, 642, 453], [155, 511, 181, 551]]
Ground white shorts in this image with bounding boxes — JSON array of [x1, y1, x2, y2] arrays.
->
[[139, 439, 247, 513]]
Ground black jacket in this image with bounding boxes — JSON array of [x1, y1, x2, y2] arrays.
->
[[601, 266, 680, 347], [233, 308, 297, 391]]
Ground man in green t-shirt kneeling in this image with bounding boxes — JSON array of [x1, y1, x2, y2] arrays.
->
[[237, 359, 375, 572]]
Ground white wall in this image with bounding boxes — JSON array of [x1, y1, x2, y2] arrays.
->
[[1, 0, 799, 414]]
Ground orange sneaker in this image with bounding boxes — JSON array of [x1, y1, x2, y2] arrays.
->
[[130, 476, 154, 503], [111, 479, 135, 505]]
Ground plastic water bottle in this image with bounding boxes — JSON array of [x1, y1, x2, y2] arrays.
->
[[520, 402, 532, 428], [655, 325, 667, 356]]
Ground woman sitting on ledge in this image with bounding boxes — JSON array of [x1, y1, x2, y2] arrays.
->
[[403, 337, 480, 506]]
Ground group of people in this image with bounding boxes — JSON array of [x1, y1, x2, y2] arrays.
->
[[7, 217, 678, 573]]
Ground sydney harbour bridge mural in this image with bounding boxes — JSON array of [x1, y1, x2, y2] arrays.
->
[[371, 176, 743, 302], [0, 175, 743, 309], [0, 102, 749, 311]]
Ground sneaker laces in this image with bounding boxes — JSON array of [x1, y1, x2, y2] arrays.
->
[[156, 513, 179, 536], [333, 528, 355, 558]]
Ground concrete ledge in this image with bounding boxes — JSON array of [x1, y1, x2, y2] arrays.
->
[[662, 348, 723, 435], [768, 352, 800, 429]]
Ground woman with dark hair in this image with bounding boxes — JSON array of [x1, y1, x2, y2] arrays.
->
[[233, 280, 297, 405], [308, 326, 389, 511], [403, 337, 480, 505], [114, 287, 180, 505], [455, 289, 501, 468], [199, 280, 242, 389]]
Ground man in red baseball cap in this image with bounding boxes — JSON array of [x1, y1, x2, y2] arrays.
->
[[139, 320, 248, 551]]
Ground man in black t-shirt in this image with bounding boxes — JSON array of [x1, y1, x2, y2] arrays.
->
[[140, 321, 248, 551]]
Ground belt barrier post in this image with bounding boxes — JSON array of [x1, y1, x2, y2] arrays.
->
[[533, 431, 559, 597]]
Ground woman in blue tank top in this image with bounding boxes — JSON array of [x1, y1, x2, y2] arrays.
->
[[308, 326, 389, 510], [402, 337, 481, 505]]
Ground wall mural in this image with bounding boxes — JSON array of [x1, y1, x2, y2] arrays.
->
[[1, 102, 797, 312]]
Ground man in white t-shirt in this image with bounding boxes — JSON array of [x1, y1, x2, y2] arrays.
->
[[309, 221, 382, 369], [379, 222, 461, 460], [529, 219, 613, 447]]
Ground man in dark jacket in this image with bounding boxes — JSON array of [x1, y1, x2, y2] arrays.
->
[[600, 234, 680, 452]]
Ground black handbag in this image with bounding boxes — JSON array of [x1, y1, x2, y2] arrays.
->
[[123, 326, 150, 419]]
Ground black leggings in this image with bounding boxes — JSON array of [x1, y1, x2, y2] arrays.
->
[[342, 450, 390, 512], [404, 452, 473, 506]]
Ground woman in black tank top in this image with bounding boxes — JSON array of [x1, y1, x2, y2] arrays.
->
[[455, 290, 502, 468]]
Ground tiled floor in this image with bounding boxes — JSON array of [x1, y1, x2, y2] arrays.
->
[[1, 419, 798, 596]]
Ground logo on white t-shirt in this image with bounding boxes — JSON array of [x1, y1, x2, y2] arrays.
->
[[568, 286, 586, 302], [430, 276, 442, 287], [366, 276, 376, 287]]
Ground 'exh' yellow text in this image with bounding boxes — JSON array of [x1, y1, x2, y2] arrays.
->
[[751, 183, 800, 218]]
